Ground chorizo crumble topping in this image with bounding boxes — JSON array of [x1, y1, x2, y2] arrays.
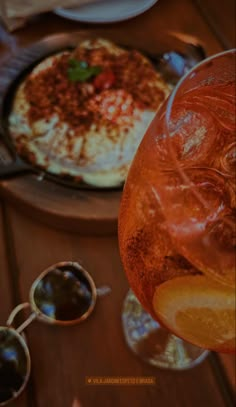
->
[[24, 45, 166, 135]]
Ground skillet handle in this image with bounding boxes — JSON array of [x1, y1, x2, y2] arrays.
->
[[0, 140, 32, 178]]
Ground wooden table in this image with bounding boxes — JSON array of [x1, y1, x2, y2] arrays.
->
[[0, 1, 235, 406]]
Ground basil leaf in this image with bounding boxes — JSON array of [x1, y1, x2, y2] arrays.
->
[[68, 59, 102, 82]]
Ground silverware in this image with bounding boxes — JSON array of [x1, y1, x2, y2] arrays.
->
[[148, 32, 207, 84]]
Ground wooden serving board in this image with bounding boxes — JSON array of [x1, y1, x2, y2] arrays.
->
[[0, 174, 121, 235], [0, 31, 127, 235], [0, 30, 207, 235]]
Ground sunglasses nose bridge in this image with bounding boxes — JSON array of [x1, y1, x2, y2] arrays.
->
[[7, 303, 37, 334]]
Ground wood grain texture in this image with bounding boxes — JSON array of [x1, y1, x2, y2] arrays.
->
[[218, 354, 236, 394], [193, 0, 236, 49], [0, 200, 29, 407], [0, 0, 224, 234], [0, 176, 120, 235], [0, 0, 223, 54], [0, 0, 225, 235], [0, 201, 12, 322], [3, 204, 230, 407], [0, 0, 235, 406]]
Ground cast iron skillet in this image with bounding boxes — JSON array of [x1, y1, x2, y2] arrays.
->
[[0, 31, 206, 190]]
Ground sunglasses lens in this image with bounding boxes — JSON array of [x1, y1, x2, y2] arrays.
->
[[33, 264, 94, 322], [0, 328, 29, 404]]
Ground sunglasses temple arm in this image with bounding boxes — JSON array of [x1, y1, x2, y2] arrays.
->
[[7, 302, 37, 334]]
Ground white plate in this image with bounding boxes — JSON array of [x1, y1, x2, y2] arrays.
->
[[54, 0, 158, 24]]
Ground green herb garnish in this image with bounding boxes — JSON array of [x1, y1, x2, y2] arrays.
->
[[68, 59, 102, 82]]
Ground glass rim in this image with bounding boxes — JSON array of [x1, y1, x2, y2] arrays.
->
[[165, 48, 236, 126], [29, 261, 97, 325], [0, 327, 31, 406]]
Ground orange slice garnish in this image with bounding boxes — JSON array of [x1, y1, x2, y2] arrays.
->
[[153, 275, 236, 353]]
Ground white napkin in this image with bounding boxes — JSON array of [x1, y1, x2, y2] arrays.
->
[[0, 2, 26, 31]]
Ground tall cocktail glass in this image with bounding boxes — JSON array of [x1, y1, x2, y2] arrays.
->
[[119, 49, 236, 369]]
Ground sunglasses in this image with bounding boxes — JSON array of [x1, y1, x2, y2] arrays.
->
[[0, 261, 110, 405]]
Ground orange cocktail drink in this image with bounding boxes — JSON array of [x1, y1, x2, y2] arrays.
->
[[119, 50, 235, 353]]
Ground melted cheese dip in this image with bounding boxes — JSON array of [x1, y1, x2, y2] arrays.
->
[[9, 39, 171, 187]]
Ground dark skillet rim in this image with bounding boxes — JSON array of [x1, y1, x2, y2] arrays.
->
[[0, 32, 132, 191]]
